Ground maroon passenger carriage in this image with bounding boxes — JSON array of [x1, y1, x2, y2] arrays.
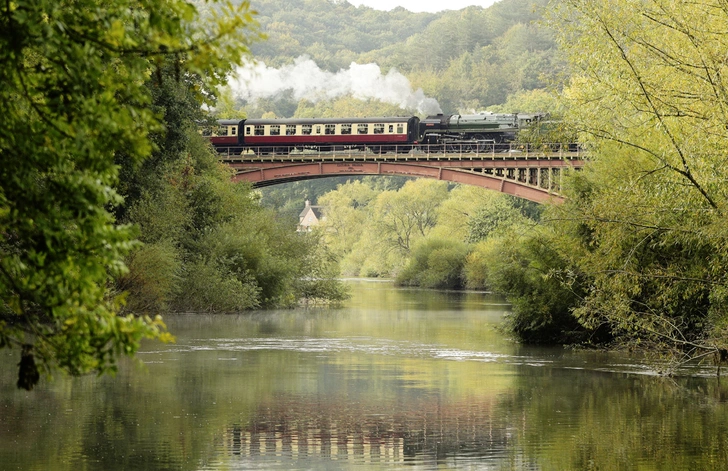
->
[[206, 116, 420, 154], [206, 119, 242, 148]]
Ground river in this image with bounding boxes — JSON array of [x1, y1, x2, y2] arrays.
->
[[2, 280, 727, 470]]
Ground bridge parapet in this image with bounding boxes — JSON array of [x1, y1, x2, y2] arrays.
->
[[217, 142, 583, 163]]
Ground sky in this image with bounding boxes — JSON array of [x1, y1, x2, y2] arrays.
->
[[348, 0, 501, 13]]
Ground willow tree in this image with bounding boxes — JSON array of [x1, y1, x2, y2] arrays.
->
[[550, 0, 728, 366], [371, 179, 449, 255], [0, 0, 261, 389]]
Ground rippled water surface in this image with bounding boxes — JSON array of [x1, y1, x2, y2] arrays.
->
[[2, 280, 728, 470]]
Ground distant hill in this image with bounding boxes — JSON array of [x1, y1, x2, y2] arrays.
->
[[228, 0, 565, 118], [250, 0, 438, 70]]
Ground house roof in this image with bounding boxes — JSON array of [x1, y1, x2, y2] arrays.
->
[[299, 205, 323, 219]]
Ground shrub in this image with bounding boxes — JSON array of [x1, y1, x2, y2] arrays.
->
[[117, 241, 181, 313], [471, 228, 594, 344], [173, 259, 261, 312], [396, 238, 469, 290]]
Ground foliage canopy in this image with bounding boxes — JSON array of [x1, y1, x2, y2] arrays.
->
[[0, 0, 260, 389], [491, 0, 728, 365]]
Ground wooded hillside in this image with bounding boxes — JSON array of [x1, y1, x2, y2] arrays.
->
[[227, 0, 563, 117]]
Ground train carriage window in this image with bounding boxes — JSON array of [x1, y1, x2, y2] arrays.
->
[[397, 124, 404, 133], [254, 125, 264, 136], [388, 125, 394, 133], [215, 126, 228, 136], [285, 125, 296, 135], [341, 124, 352, 135], [315, 125, 322, 134], [270, 125, 280, 136], [231, 127, 237, 136], [325, 124, 336, 135], [357, 124, 368, 134], [246, 126, 251, 135], [302, 124, 312, 135], [373, 124, 384, 134]]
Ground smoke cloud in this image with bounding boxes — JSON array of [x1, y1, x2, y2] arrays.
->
[[228, 56, 442, 115]]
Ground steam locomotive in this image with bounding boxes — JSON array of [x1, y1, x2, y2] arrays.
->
[[203, 112, 548, 154]]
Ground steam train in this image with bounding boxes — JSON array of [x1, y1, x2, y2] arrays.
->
[[203, 112, 548, 154]]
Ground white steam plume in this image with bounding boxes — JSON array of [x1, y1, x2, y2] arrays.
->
[[228, 56, 442, 115]]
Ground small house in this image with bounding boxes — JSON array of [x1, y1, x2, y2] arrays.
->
[[297, 200, 324, 232]]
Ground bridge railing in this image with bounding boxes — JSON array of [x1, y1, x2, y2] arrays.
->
[[216, 142, 584, 163]]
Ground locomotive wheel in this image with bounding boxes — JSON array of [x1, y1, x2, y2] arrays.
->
[[472, 134, 488, 152]]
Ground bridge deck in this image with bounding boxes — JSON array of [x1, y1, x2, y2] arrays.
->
[[217, 143, 584, 164]]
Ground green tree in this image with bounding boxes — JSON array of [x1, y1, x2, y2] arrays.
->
[[294, 230, 351, 304], [487, 89, 563, 115], [317, 180, 378, 258], [371, 179, 449, 255], [544, 0, 728, 365], [465, 194, 530, 243], [429, 185, 484, 242], [293, 97, 410, 119], [0, 0, 260, 389]]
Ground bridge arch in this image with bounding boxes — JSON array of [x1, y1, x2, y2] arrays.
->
[[229, 160, 580, 204]]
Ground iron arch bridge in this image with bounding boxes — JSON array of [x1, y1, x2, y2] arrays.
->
[[220, 143, 585, 204]]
